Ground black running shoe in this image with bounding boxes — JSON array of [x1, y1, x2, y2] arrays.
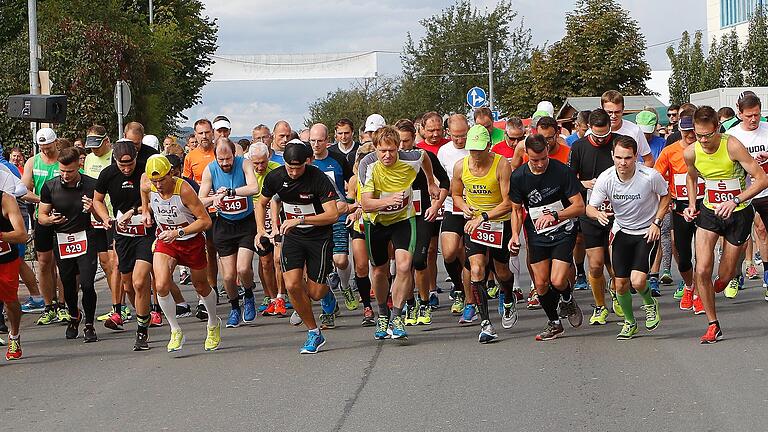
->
[[83, 324, 98, 343], [133, 331, 149, 351], [175, 303, 192, 318], [65, 313, 81, 339], [195, 303, 208, 321]]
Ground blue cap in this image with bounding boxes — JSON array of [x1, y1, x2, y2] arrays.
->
[[679, 116, 694, 131]]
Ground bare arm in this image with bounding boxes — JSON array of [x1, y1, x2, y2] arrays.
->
[[485, 158, 513, 220], [179, 181, 212, 235], [1, 193, 28, 244], [198, 166, 214, 206], [92, 190, 112, 227], [509, 142, 525, 170]]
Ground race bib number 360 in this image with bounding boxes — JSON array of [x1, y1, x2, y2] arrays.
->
[[705, 179, 742, 204], [470, 221, 504, 249], [56, 231, 87, 259]]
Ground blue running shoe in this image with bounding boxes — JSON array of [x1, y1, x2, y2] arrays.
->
[[389, 316, 408, 340], [649, 277, 661, 297], [320, 290, 337, 315], [458, 304, 478, 324], [428, 291, 439, 309], [673, 281, 685, 300], [21, 297, 45, 314], [242, 296, 256, 323], [257, 296, 271, 313], [285, 299, 293, 309], [300, 331, 326, 354], [226, 308, 241, 328], [497, 291, 505, 317], [738, 274, 745, 290], [574, 274, 589, 291], [374, 316, 389, 340]]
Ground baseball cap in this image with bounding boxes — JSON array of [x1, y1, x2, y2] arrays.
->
[[283, 142, 311, 165], [465, 124, 491, 151], [536, 101, 555, 117], [113, 138, 137, 161], [85, 132, 107, 149], [145, 154, 172, 180], [679, 116, 694, 131], [636, 111, 657, 133], [364, 114, 386, 132], [531, 111, 549, 128], [36, 128, 57, 145], [142, 134, 160, 150]]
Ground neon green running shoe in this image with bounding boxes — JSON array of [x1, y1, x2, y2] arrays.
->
[[617, 321, 638, 340], [340, 285, 359, 311], [487, 283, 499, 299], [96, 310, 112, 322], [589, 305, 608, 325], [643, 298, 661, 330], [57, 308, 72, 324], [36, 309, 58, 325], [451, 296, 464, 315], [404, 304, 417, 326], [673, 281, 685, 300], [416, 304, 432, 325], [724, 278, 739, 299], [609, 290, 624, 318], [121, 305, 133, 322], [167, 329, 185, 352], [204, 317, 221, 351]]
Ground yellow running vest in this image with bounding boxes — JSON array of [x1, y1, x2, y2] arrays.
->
[[694, 134, 749, 211], [461, 153, 510, 221]]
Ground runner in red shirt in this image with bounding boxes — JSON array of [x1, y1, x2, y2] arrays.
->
[[416, 111, 450, 155], [491, 117, 526, 161]]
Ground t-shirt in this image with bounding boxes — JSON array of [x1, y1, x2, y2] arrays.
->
[[85, 150, 114, 220], [569, 135, 622, 226], [412, 150, 450, 216], [727, 122, 768, 200], [589, 120, 651, 158], [490, 127, 505, 145], [648, 135, 666, 161], [95, 164, 145, 214], [417, 137, 451, 155], [361, 151, 424, 226], [654, 139, 703, 212], [589, 164, 668, 235], [491, 141, 516, 160], [329, 141, 359, 169], [261, 164, 338, 239], [436, 141, 469, 214], [270, 150, 285, 165], [254, 160, 281, 202], [312, 151, 352, 221], [509, 159, 581, 246], [665, 130, 681, 147], [182, 146, 215, 183], [565, 132, 580, 146], [40, 175, 97, 234], [523, 143, 570, 165]]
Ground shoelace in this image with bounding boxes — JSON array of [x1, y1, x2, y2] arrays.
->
[[644, 303, 657, 321]]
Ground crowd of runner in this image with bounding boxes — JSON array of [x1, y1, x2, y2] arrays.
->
[[1, 88, 767, 358]]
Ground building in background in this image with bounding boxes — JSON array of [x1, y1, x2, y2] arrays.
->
[[707, 0, 764, 42]]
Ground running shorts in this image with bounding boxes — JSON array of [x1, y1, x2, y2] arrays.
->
[[280, 233, 333, 284], [114, 234, 155, 274], [365, 218, 416, 267], [611, 230, 658, 278], [213, 215, 257, 257], [0, 258, 20, 303], [440, 213, 465, 236], [153, 234, 207, 270], [579, 216, 612, 249], [528, 234, 577, 265], [696, 205, 753, 246], [33, 219, 55, 253], [464, 220, 512, 263]]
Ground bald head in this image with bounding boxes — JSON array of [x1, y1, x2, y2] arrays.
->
[[309, 123, 330, 158], [448, 114, 469, 149], [273, 120, 292, 152]]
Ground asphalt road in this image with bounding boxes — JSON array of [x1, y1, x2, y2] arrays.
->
[[3, 263, 768, 431]]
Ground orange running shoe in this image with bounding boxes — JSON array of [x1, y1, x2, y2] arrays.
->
[[5, 337, 21, 361], [700, 322, 722, 344], [262, 300, 276, 316], [679, 288, 694, 310], [274, 297, 288, 317], [692, 295, 705, 315]]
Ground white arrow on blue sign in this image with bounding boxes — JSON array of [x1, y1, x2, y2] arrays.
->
[[466, 86, 487, 109]]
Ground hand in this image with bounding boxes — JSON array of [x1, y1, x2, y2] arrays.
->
[[255, 231, 273, 251], [424, 203, 440, 222], [215, 187, 228, 195], [534, 214, 556, 231], [280, 217, 303, 235], [212, 193, 225, 209], [756, 151, 768, 164], [142, 211, 153, 227], [462, 205, 476, 220], [48, 212, 67, 226], [508, 237, 521, 256], [714, 200, 737, 220], [682, 206, 699, 222], [102, 218, 114, 230], [645, 224, 661, 243], [345, 208, 361, 227], [117, 209, 134, 228], [582, 179, 596, 190], [428, 183, 440, 201], [81, 196, 93, 213], [386, 192, 404, 208], [595, 211, 613, 226], [464, 216, 483, 235], [158, 229, 179, 244]]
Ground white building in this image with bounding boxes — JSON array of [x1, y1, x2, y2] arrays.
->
[[707, 0, 764, 42]]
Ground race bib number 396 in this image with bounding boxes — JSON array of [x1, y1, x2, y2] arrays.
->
[[470, 221, 504, 249]]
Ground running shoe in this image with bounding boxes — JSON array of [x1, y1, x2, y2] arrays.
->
[[327, 272, 341, 293], [300, 331, 326, 354], [36, 308, 58, 325], [121, 305, 132, 322], [416, 304, 432, 325], [204, 317, 222, 351], [196, 303, 208, 321], [617, 321, 638, 340], [319, 313, 335, 330], [404, 304, 417, 326], [104, 312, 124, 331], [226, 308, 241, 328], [5, 337, 21, 360], [660, 270, 674, 285], [289, 310, 303, 326], [535, 321, 564, 341], [700, 322, 723, 344], [176, 304, 192, 318], [558, 296, 583, 328], [428, 291, 439, 309], [501, 303, 518, 329], [83, 324, 98, 343], [692, 294, 705, 315], [340, 284, 359, 311], [262, 299, 276, 316], [167, 329, 185, 352], [242, 296, 256, 323], [589, 305, 608, 325], [274, 297, 288, 317], [609, 290, 624, 317], [757, 251, 763, 266], [284, 298, 293, 309], [458, 304, 477, 324], [389, 315, 407, 340], [133, 332, 149, 351], [527, 290, 541, 310], [374, 316, 389, 340], [0, 336, 4, 346], [746, 264, 759, 280], [97, 310, 112, 321], [487, 281, 499, 299], [57, 308, 72, 324], [673, 281, 685, 300], [514, 288, 525, 304], [320, 290, 338, 318], [450, 293, 464, 315], [0, 317, 5, 335], [478, 320, 498, 343], [65, 313, 80, 339], [257, 296, 271, 313], [20, 297, 45, 314], [680, 288, 694, 310], [150, 311, 163, 327], [574, 274, 589, 291], [643, 298, 661, 330], [724, 277, 739, 299], [179, 268, 191, 285], [649, 277, 661, 297], [361, 307, 375, 326]]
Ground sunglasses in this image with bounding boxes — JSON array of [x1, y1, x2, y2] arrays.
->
[[695, 130, 717, 140], [506, 134, 525, 142]]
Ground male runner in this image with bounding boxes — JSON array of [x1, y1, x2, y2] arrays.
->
[[417, 111, 450, 155], [0, 191, 32, 359], [256, 142, 339, 354], [509, 134, 585, 341], [683, 106, 768, 343], [199, 138, 261, 328], [329, 118, 360, 168], [599, 90, 654, 167], [587, 135, 669, 340], [142, 155, 220, 352]]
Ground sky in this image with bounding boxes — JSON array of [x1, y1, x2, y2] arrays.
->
[[181, 0, 706, 136]]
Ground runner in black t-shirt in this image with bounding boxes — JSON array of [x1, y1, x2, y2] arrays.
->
[[38, 148, 99, 342], [510, 134, 585, 341], [256, 142, 339, 354], [93, 140, 156, 351]]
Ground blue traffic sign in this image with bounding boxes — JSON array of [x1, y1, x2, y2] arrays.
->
[[466, 87, 487, 108]]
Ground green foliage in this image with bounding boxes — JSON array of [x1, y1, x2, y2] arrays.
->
[[667, 31, 713, 104], [744, 5, 768, 86]]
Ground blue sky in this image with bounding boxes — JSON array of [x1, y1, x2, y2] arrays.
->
[[182, 0, 706, 135]]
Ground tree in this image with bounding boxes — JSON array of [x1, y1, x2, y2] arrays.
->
[[667, 31, 711, 104], [720, 30, 744, 87], [305, 78, 404, 132], [744, 5, 768, 86]]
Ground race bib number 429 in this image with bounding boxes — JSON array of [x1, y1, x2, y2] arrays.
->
[[56, 231, 87, 259]]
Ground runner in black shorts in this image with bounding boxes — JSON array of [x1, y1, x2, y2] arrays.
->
[[510, 134, 585, 341], [257, 142, 339, 354]]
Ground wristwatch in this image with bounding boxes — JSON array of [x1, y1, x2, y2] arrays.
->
[[551, 211, 559, 222], [481, 212, 489, 221], [298, 215, 306, 222], [227, 188, 235, 197], [733, 196, 741, 205], [653, 218, 662, 227], [177, 228, 185, 237]]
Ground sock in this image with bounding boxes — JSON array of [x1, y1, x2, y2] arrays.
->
[[636, 282, 655, 306], [616, 291, 635, 323], [419, 298, 429, 306], [391, 306, 402, 321], [746, 259, 753, 268], [9, 333, 19, 340], [112, 303, 122, 315], [308, 327, 320, 334], [471, 281, 489, 322], [499, 275, 515, 304], [444, 258, 464, 294], [649, 272, 659, 281], [560, 283, 572, 302], [177, 302, 189, 308], [509, 255, 521, 288], [276, 293, 285, 299], [575, 261, 585, 277], [709, 320, 719, 327], [200, 289, 218, 328], [320, 289, 336, 314], [378, 303, 390, 318], [243, 286, 254, 299], [588, 274, 606, 307], [157, 294, 180, 331], [355, 275, 372, 308], [136, 314, 150, 335], [32, 295, 42, 302], [539, 288, 561, 322], [337, 264, 352, 290], [230, 298, 240, 311]]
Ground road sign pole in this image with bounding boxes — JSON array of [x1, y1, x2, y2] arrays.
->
[[117, 81, 124, 138], [487, 40, 494, 112]]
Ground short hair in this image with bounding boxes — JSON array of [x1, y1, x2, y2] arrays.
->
[[576, 110, 591, 125], [524, 134, 548, 153], [680, 103, 697, 112], [679, 107, 695, 118], [738, 94, 761, 112], [613, 135, 637, 154], [536, 116, 558, 131], [58, 147, 80, 165], [57, 138, 72, 149], [588, 109, 611, 128], [506, 117, 524, 131], [474, 107, 493, 121], [448, 114, 468, 129], [600, 90, 624, 107], [273, 120, 291, 133], [421, 111, 442, 128], [668, 103, 681, 112], [695, 106, 721, 128], [124, 122, 145, 136], [187, 133, 196, 141], [335, 118, 354, 131], [237, 138, 251, 152], [10, 146, 23, 155], [87, 124, 107, 136], [214, 137, 236, 155], [372, 125, 400, 148], [717, 106, 736, 119], [252, 124, 270, 134], [394, 119, 416, 136], [248, 142, 270, 158], [289, 131, 299, 141], [194, 118, 212, 130], [353, 142, 376, 176]]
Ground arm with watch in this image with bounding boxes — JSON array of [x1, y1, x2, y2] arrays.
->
[[646, 191, 671, 243], [158, 181, 212, 244]]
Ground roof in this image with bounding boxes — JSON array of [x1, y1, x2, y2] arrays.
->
[[556, 95, 669, 126]]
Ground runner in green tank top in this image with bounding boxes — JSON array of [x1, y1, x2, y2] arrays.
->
[[682, 106, 768, 344]]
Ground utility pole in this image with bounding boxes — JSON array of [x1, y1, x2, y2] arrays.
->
[[487, 40, 494, 111], [28, 0, 40, 153], [149, 0, 154, 26]]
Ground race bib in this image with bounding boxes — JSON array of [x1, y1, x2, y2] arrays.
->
[[435, 206, 445, 221], [705, 178, 742, 204], [285, 203, 316, 228], [673, 173, 705, 201], [57, 231, 87, 259], [380, 191, 410, 214], [115, 211, 147, 237], [470, 221, 504, 249], [528, 201, 568, 234], [587, 189, 612, 213], [219, 196, 248, 215], [91, 221, 105, 230], [413, 190, 422, 216], [264, 201, 273, 232], [158, 221, 189, 232], [0, 241, 12, 256]]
